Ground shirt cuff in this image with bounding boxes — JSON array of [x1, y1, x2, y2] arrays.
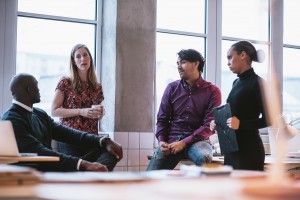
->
[[77, 159, 82, 171], [157, 135, 167, 142], [182, 136, 193, 145], [99, 138, 104, 147], [99, 135, 109, 147]]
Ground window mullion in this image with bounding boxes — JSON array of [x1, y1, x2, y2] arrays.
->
[[18, 11, 97, 25]]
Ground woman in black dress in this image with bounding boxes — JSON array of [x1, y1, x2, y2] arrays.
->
[[213, 41, 268, 171]]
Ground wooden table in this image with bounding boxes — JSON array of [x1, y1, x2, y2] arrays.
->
[[0, 170, 299, 200], [0, 156, 59, 164], [212, 155, 300, 171]]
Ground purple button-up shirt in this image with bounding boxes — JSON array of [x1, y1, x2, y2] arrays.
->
[[156, 76, 221, 145]]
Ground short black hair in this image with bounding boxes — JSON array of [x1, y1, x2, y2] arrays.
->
[[177, 49, 205, 73]]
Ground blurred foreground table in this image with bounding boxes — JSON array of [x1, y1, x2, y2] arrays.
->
[[213, 155, 300, 171], [0, 169, 299, 200], [0, 156, 59, 164]]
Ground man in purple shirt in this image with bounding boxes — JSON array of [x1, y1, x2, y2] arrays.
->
[[147, 49, 221, 170]]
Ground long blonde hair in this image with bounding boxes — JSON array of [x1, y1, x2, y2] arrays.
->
[[69, 44, 98, 91]]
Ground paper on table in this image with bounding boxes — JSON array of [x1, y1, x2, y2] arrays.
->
[[42, 171, 148, 183], [141, 170, 189, 179]]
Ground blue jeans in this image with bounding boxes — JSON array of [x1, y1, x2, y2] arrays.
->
[[146, 140, 213, 171], [57, 141, 117, 171]]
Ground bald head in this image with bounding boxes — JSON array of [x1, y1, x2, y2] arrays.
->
[[10, 73, 40, 106]]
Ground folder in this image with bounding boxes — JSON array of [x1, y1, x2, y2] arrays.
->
[[212, 103, 239, 154]]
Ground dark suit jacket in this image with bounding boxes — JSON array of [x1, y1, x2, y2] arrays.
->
[[1, 104, 101, 171]]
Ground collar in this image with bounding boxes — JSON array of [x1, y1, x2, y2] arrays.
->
[[182, 75, 204, 88], [12, 99, 33, 112], [238, 68, 255, 80]]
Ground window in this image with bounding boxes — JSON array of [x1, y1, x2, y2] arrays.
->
[[157, 0, 205, 33], [156, 0, 271, 110], [222, 0, 268, 41], [18, 0, 96, 19], [221, 0, 269, 104], [156, 0, 206, 113], [283, 0, 300, 120], [17, 0, 98, 114], [283, 0, 300, 46], [283, 48, 300, 120]]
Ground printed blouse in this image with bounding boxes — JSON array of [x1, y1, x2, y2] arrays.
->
[[56, 77, 104, 134]]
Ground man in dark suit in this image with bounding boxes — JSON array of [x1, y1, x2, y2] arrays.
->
[[1, 73, 123, 172]]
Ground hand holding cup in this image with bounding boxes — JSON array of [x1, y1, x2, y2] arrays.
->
[[91, 104, 105, 119]]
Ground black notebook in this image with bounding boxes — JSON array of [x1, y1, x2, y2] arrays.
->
[[212, 103, 239, 154]]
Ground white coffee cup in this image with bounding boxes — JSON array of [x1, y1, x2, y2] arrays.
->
[[91, 104, 104, 132], [91, 104, 103, 118]]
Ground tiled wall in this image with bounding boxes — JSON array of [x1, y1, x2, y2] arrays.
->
[[53, 131, 272, 172], [113, 132, 155, 172]]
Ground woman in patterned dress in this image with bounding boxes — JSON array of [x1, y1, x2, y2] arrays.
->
[[51, 44, 105, 156]]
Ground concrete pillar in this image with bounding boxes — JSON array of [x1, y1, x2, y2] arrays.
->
[[0, 0, 17, 115], [101, 0, 156, 132]]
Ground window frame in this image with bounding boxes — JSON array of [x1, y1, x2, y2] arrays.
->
[[17, 0, 103, 81], [0, 0, 293, 124], [155, 0, 286, 132], [0, 0, 103, 115]]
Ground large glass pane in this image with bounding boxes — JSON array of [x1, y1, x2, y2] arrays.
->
[[156, 32, 205, 112], [283, 48, 300, 122], [222, 0, 268, 41], [157, 0, 205, 34], [18, 0, 96, 20], [221, 40, 269, 104], [284, 0, 300, 45], [17, 17, 95, 114]]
